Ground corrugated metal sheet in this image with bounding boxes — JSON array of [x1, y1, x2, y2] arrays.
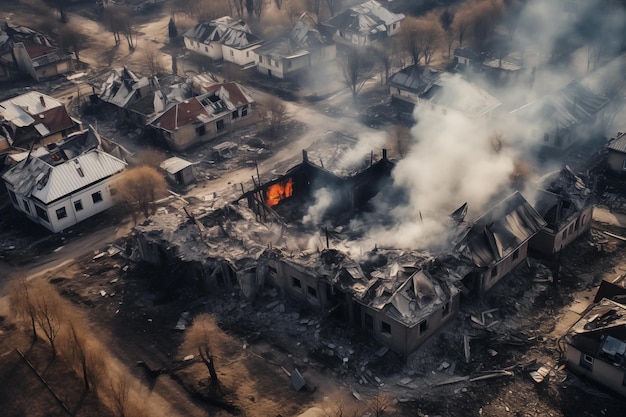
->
[[3, 149, 126, 204], [0, 91, 63, 122], [324, 0, 404, 35], [160, 157, 192, 174], [608, 133, 626, 153]]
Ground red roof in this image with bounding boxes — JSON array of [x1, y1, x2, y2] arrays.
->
[[24, 43, 57, 59], [154, 98, 209, 132], [205, 82, 251, 106], [37, 106, 75, 134]]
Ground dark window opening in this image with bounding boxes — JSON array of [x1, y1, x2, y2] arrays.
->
[[74, 200, 83, 211], [241, 105, 248, 117], [232, 110, 239, 119], [56, 207, 67, 220], [92, 191, 103, 204], [22, 199, 30, 213], [381, 321, 392, 336], [197, 124, 206, 136], [268, 266, 277, 274], [364, 313, 373, 331], [8, 190, 17, 205], [580, 353, 594, 370], [419, 320, 428, 334], [259, 56, 263, 63], [307, 286, 317, 299], [292, 277, 301, 288], [35, 205, 48, 222], [442, 302, 450, 317], [216, 119, 224, 131], [491, 266, 498, 278], [513, 248, 520, 260]]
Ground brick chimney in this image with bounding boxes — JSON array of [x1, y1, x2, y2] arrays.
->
[[39, 95, 46, 107]]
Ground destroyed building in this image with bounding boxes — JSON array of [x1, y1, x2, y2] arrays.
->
[[0, 91, 82, 151], [529, 167, 593, 256], [131, 149, 552, 357], [96, 67, 159, 118], [606, 131, 626, 176], [563, 298, 626, 397]]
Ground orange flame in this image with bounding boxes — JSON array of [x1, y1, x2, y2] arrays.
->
[[266, 178, 293, 207]]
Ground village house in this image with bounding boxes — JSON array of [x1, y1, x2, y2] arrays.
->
[[529, 167, 593, 256], [323, 0, 404, 47], [148, 81, 254, 151], [460, 191, 546, 295], [606, 132, 626, 176], [563, 298, 626, 397], [254, 16, 336, 79], [159, 156, 195, 189], [96, 67, 159, 119], [387, 65, 501, 118], [0, 91, 82, 151], [0, 22, 74, 82], [453, 47, 480, 70], [2, 128, 126, 233], [510, 81, 609, 152], [183, 17, 263, 66]]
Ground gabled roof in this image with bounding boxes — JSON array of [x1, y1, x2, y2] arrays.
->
[[160, 157, 193, 174], [566, 299, 626, 370], [467, 191, 546, 268], [388, 66, 501, 117], [98, 67, 153, 108], [323, 0, 404, 36], [183, 16, 262, 50], [2, 130, 126, 204], [0, 22, 53, 55], [254, 18, 333, 59], [149, 82, 253, 132], [510, 81, 609, 130], [533, 166, 591, 217], [608, 132, 626, 154]]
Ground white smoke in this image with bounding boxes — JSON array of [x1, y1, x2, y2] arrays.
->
[[302, 188, 334, 226]]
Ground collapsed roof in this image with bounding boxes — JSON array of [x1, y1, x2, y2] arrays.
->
[[323, 0, 404, 37], [97, 67, 156, 108], [254, 17, 333, 60], [0, 22, 53, 55], [183, 16, 262, 50], [510, 81, 609, 131]]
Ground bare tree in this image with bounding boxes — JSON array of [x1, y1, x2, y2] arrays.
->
[[8, 273, 38, 342], [264, 96, 288, 135], [102, 6, 124, 45], [184, 314, 224, 395], [399, 17, 422, 65], [399, 17, 442, 65], [58, 25, 84, 66], [274, 0, 283, 9], [252, 0, 265, 18], [142, 42, 163, 76], [374, 37, 396, 84], [231, 0, 246, 17], [49, 0, 69, 23], [325, 0, 338, 17], [32, 282, 65, 358], [339, 48, 368, 98], [387, 125, 411, 158], [61, 319, 91, 392], [439, 8, 455, 57], [369, 392, 394, 417], [110, 373, 131, 417], [454, 9, 470, 48], [114, 166, 167, 224]]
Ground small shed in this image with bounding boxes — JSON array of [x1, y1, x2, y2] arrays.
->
[[212, 141, 238, 160], [607, 132, 626, 176], [160, 157, 195, 187]]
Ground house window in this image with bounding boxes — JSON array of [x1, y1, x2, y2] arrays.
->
[[381, 321, 392, 336], [216, 119, 224, 131], [419, 320, 428, 335], [563, 229, 568, 240], [392, 23, 397, 30], [268, 265, 277, 274], [56, 207, 67, 220], [74, 200, 83, 211], [307, 286, 317, 299], [230, 50, 234, 57], [491, 266, 498, 278], [288, 61, 292, 68], [622, 159, 626, 171], [339, 30, 344, 38], [232, 110, 239, 119], [292, 277, 301, 289], [513, 248, 520, 260], [22, 199, 30, 214], [569, 224, 575, 234], [274, 60, 279, 68], [246, 51, 249, 58], [259, 56, 263, 63], [205, 46, 208, 52], [197, 124, 206, 136], [442, 302, 450, 317], [575, 217, 581, 231], [580, 353, 594, 370], [92, 191, 103, 204], [241, 105, 248, 117], [364, 313, 373, 330], [35, 205, 48, 222], [8, 190, 17, 205]]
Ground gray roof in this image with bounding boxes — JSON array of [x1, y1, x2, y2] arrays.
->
[[183, 16, 262, 50], [254, 19, 333, 59], [608, 132, 626, 153], [0, 92, 64, 126], [511, 81, 609, 130], [323, 0, 404, 36], [160, 157, 193, 174], [2, 130, 126, 204]]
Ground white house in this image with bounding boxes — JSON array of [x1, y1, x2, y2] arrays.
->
[[183, 17, 263, 66], [2, 129, 126, 233], [254, 17, 336, 79], [322, 0, 404, 47]]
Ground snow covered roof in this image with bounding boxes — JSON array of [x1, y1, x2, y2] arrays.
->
[[323, 0, 404, 36], [98, 67, 153, 108], [183, 16, 262, 50]]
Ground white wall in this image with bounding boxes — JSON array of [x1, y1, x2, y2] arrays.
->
[[223, 45, 261, 66], [184, 38, 223, 60]]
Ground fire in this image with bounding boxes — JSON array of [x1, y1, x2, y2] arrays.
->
[[266, 178, 293, 207]]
